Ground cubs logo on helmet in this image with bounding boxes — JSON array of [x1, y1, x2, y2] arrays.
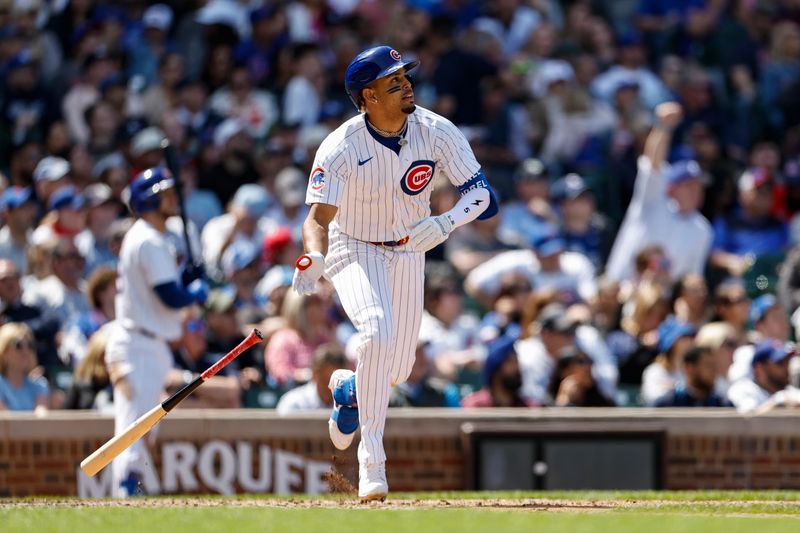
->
[[390, 49, 401, 61], [310, 167, 326, 191], [400, 160, 435, 196]]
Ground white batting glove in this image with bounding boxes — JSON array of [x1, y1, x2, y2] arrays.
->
[[408, 214, 454, 253], [292, 251, 325, 295]]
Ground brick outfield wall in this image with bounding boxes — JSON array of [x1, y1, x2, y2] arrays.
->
[[2, 408, 800, 496]]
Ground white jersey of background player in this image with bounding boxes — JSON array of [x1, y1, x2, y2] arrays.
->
[[292, 46, 496, 501], [105, 167, 207, 497]]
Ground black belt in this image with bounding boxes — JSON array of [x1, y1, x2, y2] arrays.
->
[[369, 236, 409, 247]]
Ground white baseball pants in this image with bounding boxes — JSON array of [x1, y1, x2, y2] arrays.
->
[[105, 326, 173, 497], [326, 230, 425, 465]]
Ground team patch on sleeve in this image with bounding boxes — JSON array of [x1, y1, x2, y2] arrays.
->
[[310, 167, 326, 191], [399, 160, 435, 196]]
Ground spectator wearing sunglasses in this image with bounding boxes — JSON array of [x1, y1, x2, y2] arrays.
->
[[0, 322, 48, 412], [710, 280, 752, 343]]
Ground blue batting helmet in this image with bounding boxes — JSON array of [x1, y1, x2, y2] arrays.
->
[[344, 45, 419, 110], [127, 167, 175, 215]]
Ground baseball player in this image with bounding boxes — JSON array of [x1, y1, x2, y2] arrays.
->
[[105, 167, 208, 497], [292, 45, 497, 501]]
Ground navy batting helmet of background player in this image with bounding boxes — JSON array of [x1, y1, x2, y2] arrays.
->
[[344, 45, 420, 110], [125, 167, 175, 215]]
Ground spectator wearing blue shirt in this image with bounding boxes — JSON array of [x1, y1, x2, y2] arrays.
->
[[710, 168, 789, 277], [550, 173, 613, 269], [233, 6, 289, 88], [498, 158, 555, 249], [655, 345, 731, 407], [127, 4, 174, 88], [760, 21, 800, 131], [0, 322, 48, 412]]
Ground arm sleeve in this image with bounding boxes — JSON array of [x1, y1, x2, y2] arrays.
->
[[456, 171, 499, 220], [446, 186, 491, 229]]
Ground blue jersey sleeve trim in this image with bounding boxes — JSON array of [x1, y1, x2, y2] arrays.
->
[[154, 281, 195, 309], [457, 170, 498, 220]]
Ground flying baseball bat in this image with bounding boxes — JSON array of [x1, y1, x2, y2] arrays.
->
[[80, 329, 265, 477], [160, 137, 196, 267]]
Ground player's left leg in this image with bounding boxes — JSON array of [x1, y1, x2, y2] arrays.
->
[[387, 248, 425, 387]]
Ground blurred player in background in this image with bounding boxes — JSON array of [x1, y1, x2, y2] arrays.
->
[[105, 168, 207, 497]]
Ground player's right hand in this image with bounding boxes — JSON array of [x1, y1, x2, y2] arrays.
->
[[292, 251, 325, 295], [180, 261, 206, 286]]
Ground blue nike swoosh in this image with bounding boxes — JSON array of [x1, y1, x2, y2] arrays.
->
[[358, 156, 373, 166]]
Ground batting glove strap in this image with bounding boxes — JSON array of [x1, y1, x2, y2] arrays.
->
[[434, 213, 454, 235]]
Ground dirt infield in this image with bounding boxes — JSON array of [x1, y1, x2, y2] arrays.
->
[[3, 497, 799, 514]]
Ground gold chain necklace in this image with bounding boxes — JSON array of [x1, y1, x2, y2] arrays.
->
[[368, 118, 407, 138]]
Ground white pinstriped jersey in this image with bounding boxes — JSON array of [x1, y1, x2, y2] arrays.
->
[[305, 106, 481, 241]]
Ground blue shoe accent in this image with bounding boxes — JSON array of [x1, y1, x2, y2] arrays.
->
[[333, 405, 359, 434], [333, 374, 357, 407], [120, 471, 145, 497]]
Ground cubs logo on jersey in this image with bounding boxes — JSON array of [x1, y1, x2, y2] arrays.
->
[[400, 160, 435, 196], [310, 167, 326, 191]]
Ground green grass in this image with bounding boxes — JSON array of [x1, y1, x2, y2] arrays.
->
[[2, 492, 799, 533], [384, 490, 800, 502]]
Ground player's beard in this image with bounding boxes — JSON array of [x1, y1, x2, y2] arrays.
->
[[401, 103, 416, 114]]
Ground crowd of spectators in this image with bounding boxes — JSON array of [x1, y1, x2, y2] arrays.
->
[[2, 0, 800, 416]]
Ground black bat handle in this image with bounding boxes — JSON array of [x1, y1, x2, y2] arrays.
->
[[161, 138, 195, 266]]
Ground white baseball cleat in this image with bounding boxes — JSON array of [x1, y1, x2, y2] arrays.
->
[[359, 462, 388, 502], [328, 369, 358, 451]]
